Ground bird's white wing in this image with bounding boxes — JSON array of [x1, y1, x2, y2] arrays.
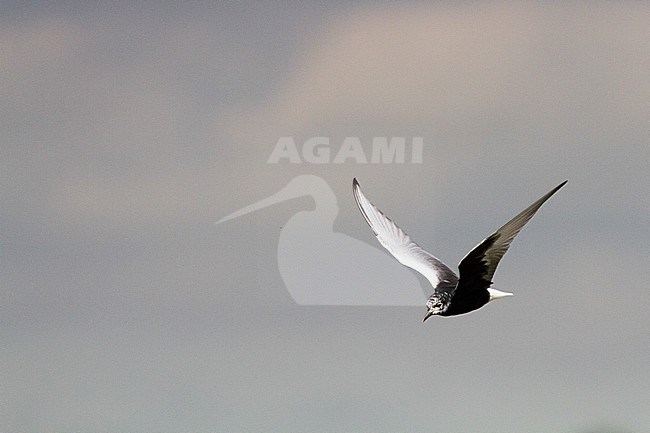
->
[[458, 180, 568, 288], [353, 178, 458, 290]]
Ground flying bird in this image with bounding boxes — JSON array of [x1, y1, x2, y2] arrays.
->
[[352, 178, 567, 321]]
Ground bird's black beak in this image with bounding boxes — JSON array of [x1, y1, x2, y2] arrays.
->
[[422, 310, 433, 323]]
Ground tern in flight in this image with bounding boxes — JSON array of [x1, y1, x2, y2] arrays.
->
[[353, 178, 567, 321]]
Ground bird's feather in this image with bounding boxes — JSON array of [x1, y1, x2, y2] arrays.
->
[[353, 178, 458, 291], [457, 180, 568, 291]]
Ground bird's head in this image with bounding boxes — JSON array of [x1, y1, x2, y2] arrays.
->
[[422, 295, 449, 322]]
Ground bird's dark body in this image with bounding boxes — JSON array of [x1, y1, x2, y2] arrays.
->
[[437, 233, 498, 316], [436, 288, 490, 316]]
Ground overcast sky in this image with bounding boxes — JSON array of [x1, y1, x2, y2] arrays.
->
[[2, 2, 649, 432]]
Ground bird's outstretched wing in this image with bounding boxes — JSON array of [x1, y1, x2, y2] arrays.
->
[[353, 178, 458, 291], [457, 181, 567, 291]]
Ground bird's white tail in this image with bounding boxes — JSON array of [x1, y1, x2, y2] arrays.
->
[[487, 288, 514, 302]]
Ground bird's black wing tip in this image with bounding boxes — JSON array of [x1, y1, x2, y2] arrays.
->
[[554, 179, 568, 192]]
